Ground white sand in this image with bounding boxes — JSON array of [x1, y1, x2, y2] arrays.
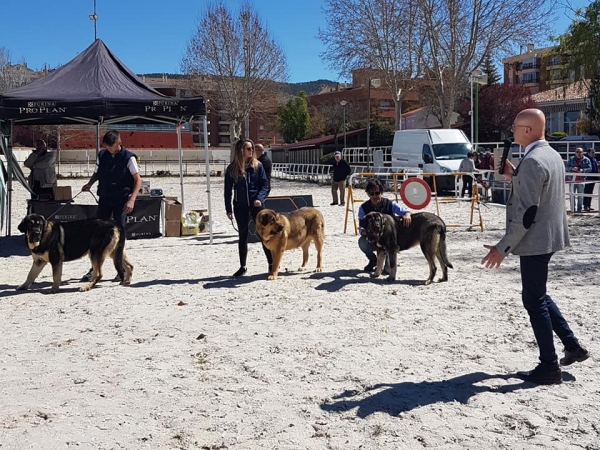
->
[[1, 176, 599, 450]]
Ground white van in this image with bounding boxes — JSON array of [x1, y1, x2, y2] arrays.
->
[[391, 129, 473, 190]]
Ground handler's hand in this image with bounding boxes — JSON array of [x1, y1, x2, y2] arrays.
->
[[123, 199, 135, 214], [253, 200, 262, 207], [81, 183, 91, 192], [481, 244, 505, 269], [498, 160, 516, 182], [227, 213, 233, 221], [402, 212, 411, 227]]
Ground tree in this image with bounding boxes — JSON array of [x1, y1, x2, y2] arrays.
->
[[482, 54, 500, 85], [0, 47, 30, 93], [181, 1, 288, 159], [416, 0, 552, 128], [457, 83, 538, 141], [319, 0, 421, 130], [556, 1, 600, 123], [276, 92, 310, 143]]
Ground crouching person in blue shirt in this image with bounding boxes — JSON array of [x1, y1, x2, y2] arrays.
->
[[358, 179, 411, 273]]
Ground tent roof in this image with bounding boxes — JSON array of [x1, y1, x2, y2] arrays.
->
[[0, 39, 205, 125]]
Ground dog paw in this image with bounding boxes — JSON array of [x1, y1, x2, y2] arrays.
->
[[386, 276, 396, 282], [370, 273, 380, 278], [16, 284, 29, 291], [297, 267, 306, 272], [267, 274, 277, 281], [424, 280, 433, 286], [315, 267, 322, 272], [120, 280, 131, 286], [80, 285, 92, 292], [49, 288, 60, 294]]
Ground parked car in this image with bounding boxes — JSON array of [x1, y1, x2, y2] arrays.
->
[[550, 135, 600, 159]]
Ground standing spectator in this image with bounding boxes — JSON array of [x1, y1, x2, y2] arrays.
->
[[24, 139, 57, 200], [330, 151, 351, 206], [481, 108, 589, 385], [224, 139, 272, 278], [566, 147, 591, 212], [583, 148, 598, 212], [357, 179, 411, 272], [81, 130, 142, 281], [254, 144, 272, 195], [472, 151, 481, 169], [458, 151, 476, 198]]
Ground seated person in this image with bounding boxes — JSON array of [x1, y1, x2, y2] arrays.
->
[[24, 139, 57, 200], [357, 179, 412, 272]]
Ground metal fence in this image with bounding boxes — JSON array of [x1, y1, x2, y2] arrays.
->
[[51, 159, 229, 178]]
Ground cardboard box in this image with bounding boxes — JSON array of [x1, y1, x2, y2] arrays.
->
[[164, 220, 181, 237], [53, 186, 72, 201], [163, 198, 183, 221]]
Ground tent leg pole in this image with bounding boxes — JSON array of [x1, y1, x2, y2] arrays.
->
[[203, 116, 213, 244], [6, 122, 14, 236], [177, 125, 184, 212]]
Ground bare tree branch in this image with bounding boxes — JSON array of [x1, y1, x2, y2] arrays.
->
[[181, 1, 288, 157]]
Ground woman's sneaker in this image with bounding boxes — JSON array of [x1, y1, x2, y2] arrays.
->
[[232, 266, 247, 278]]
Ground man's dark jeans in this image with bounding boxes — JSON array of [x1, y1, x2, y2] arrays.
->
[[520, 253, 579, 367], [96, 199, 127, 229]]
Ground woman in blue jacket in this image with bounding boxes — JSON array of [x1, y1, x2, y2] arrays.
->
[[224, 139, 272, 277]]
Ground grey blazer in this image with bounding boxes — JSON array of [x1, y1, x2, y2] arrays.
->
[[496, 140, 570, 257]]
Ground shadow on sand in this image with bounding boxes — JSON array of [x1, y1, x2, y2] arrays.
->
[[321, 371, 575, 418]]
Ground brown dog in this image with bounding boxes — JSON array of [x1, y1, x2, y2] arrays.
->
[[255, 208, 325, 280], [363, 211, 453, 284], [17, 214, 133, 293]]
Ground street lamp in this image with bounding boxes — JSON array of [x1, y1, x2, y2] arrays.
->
[[366, 78, 381, 169], [340, 100, 348, 150], [89, 0, 98, 40], [470, 69, 484, 145]]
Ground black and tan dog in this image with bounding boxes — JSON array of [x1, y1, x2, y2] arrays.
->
[[17, 214, 133, 293], [363, 211, 453, 284], [255, 207, 325, 280]]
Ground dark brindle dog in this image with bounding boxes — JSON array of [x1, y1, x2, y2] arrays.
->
[[363, 211, 453, 284], [17, 214, 133, 293]]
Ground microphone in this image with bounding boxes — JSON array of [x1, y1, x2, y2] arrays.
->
[[498, 139, 512, 175]]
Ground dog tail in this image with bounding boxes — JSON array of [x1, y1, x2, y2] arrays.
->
[[113, 227, 127, 279], [439, 226, 453, 269]]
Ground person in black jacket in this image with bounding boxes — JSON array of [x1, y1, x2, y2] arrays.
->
[[583, 148, 598, 211], [330, 151, 352, 205], [81, 130, 142, 281], [225, 139, 273, 277], [254, 143, 272, 195]]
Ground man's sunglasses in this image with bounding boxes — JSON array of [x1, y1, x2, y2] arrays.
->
[[368, 191, 382, 197]]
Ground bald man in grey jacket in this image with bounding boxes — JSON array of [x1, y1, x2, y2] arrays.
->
[[481, 108, 589, 385]]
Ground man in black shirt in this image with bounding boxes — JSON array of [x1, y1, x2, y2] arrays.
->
[[255, 144, 272, 195], [331, 151, 351, 205]]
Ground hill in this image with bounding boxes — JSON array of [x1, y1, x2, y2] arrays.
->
[[138, 73, 336, 97]]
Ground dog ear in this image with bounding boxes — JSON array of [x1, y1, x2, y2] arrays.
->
[[260, 212, 272, 226], [18, 217, 29, 233]]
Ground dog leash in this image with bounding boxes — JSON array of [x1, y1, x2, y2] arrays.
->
[[44, 190, 99, 218]]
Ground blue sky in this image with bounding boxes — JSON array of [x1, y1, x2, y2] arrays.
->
[[0, 0, 591, 84]]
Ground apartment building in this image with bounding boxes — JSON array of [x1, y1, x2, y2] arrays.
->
[[503, 44, 575, 95]]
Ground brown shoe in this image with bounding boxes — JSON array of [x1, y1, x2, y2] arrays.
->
[[560, 346, 590, 366]]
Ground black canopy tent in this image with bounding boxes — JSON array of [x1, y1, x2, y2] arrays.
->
[[0, 39, 213, 241]]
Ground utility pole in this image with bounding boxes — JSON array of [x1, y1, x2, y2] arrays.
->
[[89, 0, 98, 40]]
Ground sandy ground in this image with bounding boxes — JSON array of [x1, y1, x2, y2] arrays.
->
[[1, 176, 599, 450]]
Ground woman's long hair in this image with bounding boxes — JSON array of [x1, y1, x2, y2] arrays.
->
[[229, 139, 257, 181]]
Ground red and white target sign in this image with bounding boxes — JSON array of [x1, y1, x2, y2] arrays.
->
[[400, 178, 431, 209]]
